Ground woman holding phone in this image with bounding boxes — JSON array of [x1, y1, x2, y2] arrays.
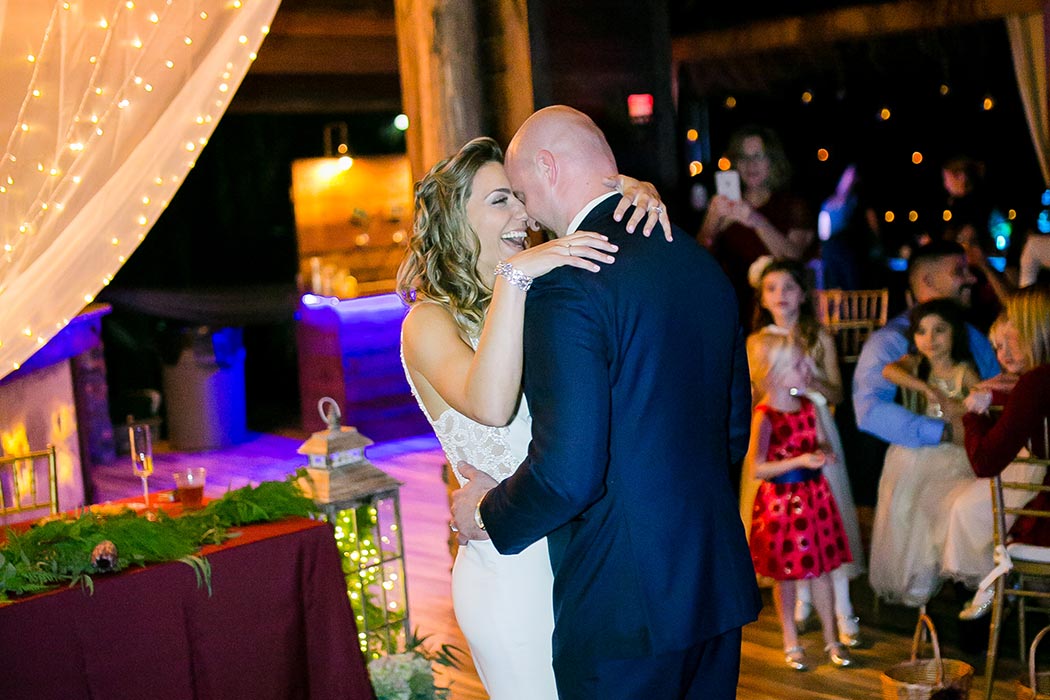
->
[[699, 125, 816, 326]]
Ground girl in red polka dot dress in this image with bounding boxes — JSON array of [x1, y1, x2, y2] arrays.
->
[[746, 334, 853, 671]]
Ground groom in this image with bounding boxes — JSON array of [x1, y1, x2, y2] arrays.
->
[[451, 106, 760, 698]]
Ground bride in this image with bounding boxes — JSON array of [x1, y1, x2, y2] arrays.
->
[[396, 136, 667, 699]]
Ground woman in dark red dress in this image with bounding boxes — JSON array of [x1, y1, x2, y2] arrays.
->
[[699, 126, 815, 327], [957, 285, 1050, 618], [964, 284, 1050, 543]]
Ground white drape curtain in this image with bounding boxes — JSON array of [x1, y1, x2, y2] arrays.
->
[[0, 0, 280, 381], [1006, 12, 1050, 187]]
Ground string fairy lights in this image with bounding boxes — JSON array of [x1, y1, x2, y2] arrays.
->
[[0, 0, 281, 380], [332, 500, 408, 656]]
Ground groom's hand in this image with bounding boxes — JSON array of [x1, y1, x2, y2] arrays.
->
[[451, 461, 497, 542]]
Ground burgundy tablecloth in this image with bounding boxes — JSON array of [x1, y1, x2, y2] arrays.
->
[[0, 516, 376, 700]]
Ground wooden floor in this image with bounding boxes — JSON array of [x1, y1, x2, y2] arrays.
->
[[90, 431, 1029, 700]]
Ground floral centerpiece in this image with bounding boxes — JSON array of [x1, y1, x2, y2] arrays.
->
[[368, 630, 462, 700]]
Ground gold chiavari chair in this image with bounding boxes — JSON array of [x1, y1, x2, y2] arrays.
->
[[983, 417, 1050, 700], [813, 288, 890, 363], [0, 445, 59, 519]]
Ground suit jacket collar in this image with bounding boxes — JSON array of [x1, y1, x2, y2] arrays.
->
[[566, 191, 618, 235]]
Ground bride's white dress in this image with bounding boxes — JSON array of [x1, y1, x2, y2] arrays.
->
[[401, 336, 557, 700]]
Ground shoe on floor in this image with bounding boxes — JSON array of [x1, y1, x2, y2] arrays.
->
[[837, 615, 862, 648], [825, 642, 852, 668], [784, 645, 808, 671], [959, 587, 995, 621]]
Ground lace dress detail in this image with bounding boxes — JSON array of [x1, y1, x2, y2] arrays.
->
[[400, 333, 531, 485]]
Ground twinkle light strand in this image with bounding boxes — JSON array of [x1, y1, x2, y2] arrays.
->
[[6, 4, 238, 264], [3, 1, 134, 245], [0, 0, 281, 377], [331, 500, 407, 654]]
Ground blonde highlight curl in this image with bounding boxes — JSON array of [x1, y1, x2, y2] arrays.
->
[[396, 137, 505, 335]]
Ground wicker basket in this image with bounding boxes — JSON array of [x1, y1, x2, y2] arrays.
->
[[1017, 625, 1050, 700], [881, 614, 975, 700]]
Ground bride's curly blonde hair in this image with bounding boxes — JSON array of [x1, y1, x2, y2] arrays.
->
[[396, 137, 504, 334]]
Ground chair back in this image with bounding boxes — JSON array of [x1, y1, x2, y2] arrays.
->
[[982, 415, 1050, 700], [0, 445, 59, 518], [991, 417, 1050, 550], [813, 288, 889, 363]]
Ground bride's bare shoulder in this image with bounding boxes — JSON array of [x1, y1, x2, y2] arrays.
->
[[402, 300, 469, 359]]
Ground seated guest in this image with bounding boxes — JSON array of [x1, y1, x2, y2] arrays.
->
[[869, 299, 980, 606], [958, 285, 1050, 616], [942, 313, 1045, 614], [852, 241, 999, 605], [853, 240, 999, 448]]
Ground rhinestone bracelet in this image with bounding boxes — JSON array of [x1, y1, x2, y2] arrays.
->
[[494, 261, 533, 292]]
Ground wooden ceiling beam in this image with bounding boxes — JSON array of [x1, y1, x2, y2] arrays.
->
[[251, 35, 400, 75], [228, 74, 402, 114], [268, 9, 396, 38], [672, 0, 1046, 62], [251, 9, 399, 77]]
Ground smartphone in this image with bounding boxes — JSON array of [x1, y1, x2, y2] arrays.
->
[[715, 170, 741, 202]]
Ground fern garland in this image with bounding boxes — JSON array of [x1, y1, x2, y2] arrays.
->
[[0, 475, 318, 602]]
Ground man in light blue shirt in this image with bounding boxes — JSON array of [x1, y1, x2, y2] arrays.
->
[[853, 240, 1000, 448]]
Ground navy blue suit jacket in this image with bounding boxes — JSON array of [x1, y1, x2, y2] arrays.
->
[[481, 196, 761, 667]]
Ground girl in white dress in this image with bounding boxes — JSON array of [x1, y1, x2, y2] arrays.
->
[[396, 137, 668, 699], [871, 298, 980, 607], [743, 256, 865, 648]]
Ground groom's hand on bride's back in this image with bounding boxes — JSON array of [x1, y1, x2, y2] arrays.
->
[[451, 462, 497, 542]]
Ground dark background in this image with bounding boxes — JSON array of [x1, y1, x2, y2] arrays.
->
[[98, 3, 1047, 438]]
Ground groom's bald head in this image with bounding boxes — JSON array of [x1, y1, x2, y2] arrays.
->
[[505, 106, 617, 236]]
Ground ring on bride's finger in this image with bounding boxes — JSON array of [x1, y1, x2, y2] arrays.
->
[[567, 244, 573, 256], [649, 206, 663, 214], [449, 522, 459, 533]]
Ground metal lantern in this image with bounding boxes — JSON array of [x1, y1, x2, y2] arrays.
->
[[297, 397, 408, 658], [296, 396, 381, 503]]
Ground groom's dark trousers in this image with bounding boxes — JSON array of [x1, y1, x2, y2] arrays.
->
[[482, 196, 762, 699], [556, 628, 742, 700]]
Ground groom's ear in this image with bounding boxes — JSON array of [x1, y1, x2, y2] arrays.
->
[[536, 149, 556, 185]]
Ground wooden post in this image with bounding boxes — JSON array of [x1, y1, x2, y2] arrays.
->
[[394, 0, 484, 183], [481, 0, 534, 146]]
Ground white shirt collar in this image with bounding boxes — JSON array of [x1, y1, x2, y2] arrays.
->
[[566, 191, 618, 235]]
